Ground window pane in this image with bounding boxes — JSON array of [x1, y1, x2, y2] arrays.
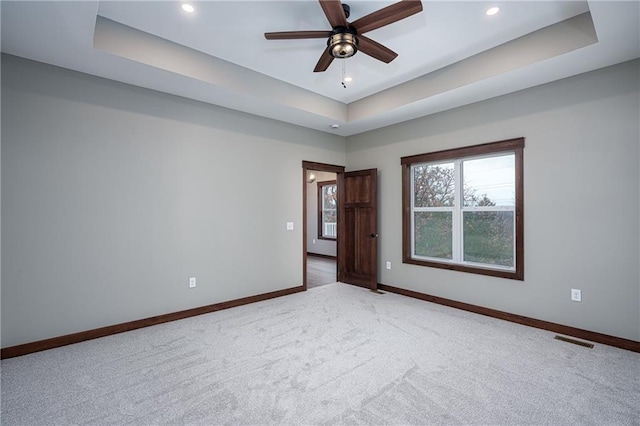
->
[[323, 210, 336, 223], [323, 185, 337, 209], [463, 211, 514, 267], [414, 212, 452, 259], [463, 155, 515, 207], [413, 163, 455, 207], [323, 210, 337, 237], [321, 183, 337, 238]]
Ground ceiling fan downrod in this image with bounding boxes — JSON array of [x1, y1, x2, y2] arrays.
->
[[342, 3, 351, 19]]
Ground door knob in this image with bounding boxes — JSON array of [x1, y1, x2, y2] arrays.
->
[[370, 233, 378, 238]]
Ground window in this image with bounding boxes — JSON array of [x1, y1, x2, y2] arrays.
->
[[318, 180, 337, 239], [401, 138, 524, 280]]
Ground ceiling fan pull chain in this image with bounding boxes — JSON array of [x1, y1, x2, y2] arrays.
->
[[341, 61, 348, 88]]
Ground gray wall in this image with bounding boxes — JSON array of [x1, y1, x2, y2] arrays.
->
[[306, 171, 337, 257], [2, 54, 639, 348], [347, 59, 640, 341], [1, 55, 346, 348]]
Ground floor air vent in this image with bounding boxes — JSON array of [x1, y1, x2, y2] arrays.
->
[[554, 335, 594, 348]]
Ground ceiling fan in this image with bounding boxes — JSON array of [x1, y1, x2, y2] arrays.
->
[[264, 0, 423, 72]]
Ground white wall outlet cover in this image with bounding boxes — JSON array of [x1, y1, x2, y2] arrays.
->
[[286, 222, 294, 230], [571, 288, 581, 302], [189, 277, 196, 288], [386, 261, 392, 270]]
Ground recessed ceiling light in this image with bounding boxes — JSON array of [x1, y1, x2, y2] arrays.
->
[[330, 124, 340, 129], [181, 3, 195, 13], [486, 6, 500, 16], [344, 76, 353, 83]]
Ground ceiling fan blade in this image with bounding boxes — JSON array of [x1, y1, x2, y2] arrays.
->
[[314, 48, 335, 72], [319, 0, 348, 28], [351, 0, 423, 34], [357, 35, 398, 63], [265, 31, 332, 40]]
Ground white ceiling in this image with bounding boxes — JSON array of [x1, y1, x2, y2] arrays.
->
[[2, 1, 639, 136]]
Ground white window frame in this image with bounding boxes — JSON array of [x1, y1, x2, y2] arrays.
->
[[410, 156, 516, 271]]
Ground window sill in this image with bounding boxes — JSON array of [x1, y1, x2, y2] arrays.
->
[[403, 257, 523, 281]]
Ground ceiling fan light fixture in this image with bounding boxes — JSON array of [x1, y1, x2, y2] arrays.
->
[[329, 32, 358, 59]]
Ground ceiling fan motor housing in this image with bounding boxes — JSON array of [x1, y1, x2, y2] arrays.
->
[[329, 28, 358, 58]]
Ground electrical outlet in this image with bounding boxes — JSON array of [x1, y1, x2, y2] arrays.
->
[[386, 261, 392, 270], [312, 239, 316, 244], [571, 288, 581, 302], [189, 277, 197, 288]]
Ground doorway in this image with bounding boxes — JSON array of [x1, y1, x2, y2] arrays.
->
[[302, 161, 344, 289], [302, 161, 379, 291], [307, 171, 337, 288]]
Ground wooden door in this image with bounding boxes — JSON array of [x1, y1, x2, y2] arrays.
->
[[337, 169, 378, 290]]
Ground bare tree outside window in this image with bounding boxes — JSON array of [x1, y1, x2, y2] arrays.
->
[[318, 181, 337, 239]]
